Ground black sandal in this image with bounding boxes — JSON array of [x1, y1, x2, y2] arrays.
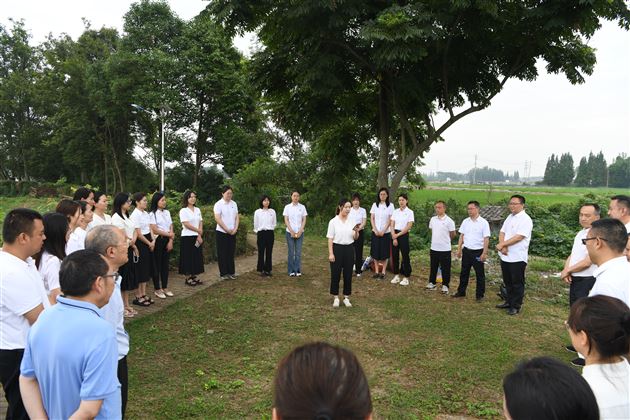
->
[[194, 278, 204, 285], [142, 295, 155, 304], [185, 278, 197, 286], [132, 297, 151, 307]]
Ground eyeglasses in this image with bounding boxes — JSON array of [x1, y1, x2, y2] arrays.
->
[[581, 237, 608, 245], [102, 272, 119, 279], [508, 201, 523, 206]]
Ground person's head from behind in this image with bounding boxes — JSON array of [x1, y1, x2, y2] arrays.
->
[[579, 203, 600, 229], [583, 218, 628, 265], [72, 187, 94, 205], [55, 199, 82, 230], [2, 208, 45, 258], [567, 295, 630, 362], [273, 342, 372, 420], [608, 195, 630, 221], [85, 225, 129, 270], [59, 249, 115, 308], [502, 356, 598, 420]]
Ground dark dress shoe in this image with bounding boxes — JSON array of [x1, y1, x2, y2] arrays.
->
[[496, 302, 510, 309], [451, 292, 466, 298], [507, 307, 520, 315]]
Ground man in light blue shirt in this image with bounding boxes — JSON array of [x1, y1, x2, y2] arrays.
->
[[19, 249, 121, 419]]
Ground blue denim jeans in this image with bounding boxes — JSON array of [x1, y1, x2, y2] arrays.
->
[[286, 231, 304, 274]]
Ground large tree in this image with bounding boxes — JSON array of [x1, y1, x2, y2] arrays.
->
[[211, 0, 629, 195]]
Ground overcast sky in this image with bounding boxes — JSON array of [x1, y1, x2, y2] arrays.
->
[[2, 1, 629, 177]]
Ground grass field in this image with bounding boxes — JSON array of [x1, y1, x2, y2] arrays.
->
[[125, 237, 571, 419]]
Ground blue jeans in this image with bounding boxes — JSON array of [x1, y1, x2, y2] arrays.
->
[[286, 231, 304, 274]]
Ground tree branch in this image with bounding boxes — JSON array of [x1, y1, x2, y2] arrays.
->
[[327, 39, 376, 76]]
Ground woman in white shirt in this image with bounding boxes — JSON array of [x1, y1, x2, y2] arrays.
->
[[55, 199, 82, 232], [214, 185, 240, 280], [131, 192, 156, 306], [327, 198, 359, 308], [66, 201, 93, 255], [150, 192, 175, 299], [390, 193, 415, 286], [283, 190, 308, 277], [370, 187, 394, 279], [254, 194, 276, 277], [88, 191, 112, 230], [567, 295, 630, 420], [179, 190, 204, 286], [350, 193, 367, 277], [112, 192, 142, 316], [35, 212, 69, 305]]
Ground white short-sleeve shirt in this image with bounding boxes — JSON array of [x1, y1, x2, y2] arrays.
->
[[582, 357, 630, 420], [283, 203, 308, 233], [38, 251, 61, 295], [589, 256, 630, 307], [66, 227, 87, 255], [130, 208, 152, 236], [499, 210, 533, 263], [568, 228, 596, 277], [214, 199, 238, 233], [0, 251, 50, 349], [111, 213, 136, 240], [349, 207, 367, 226], [326, 216, 356, 245], [150, 209, 172, 233], [370, 202, 394, 232], [429, 215, 456, 252], [458, 216, 491, 250], [179, 207, 203, 237], [87, 213, 111, 231], [392, 207, 415, 231], [254, 208, 277, 232]]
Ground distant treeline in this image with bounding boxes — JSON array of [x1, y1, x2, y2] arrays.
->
[[542, 152, 629, 187], [424, 167, 520, 183]]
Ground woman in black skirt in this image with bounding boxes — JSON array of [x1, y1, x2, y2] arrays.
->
[[369, 187, 394, 279], [111, 192, 140, 316], [179, 190, 205, 285], [130, 192, 155, 306]]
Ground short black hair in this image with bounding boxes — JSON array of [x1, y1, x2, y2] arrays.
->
[[589, 218, 628, 254], [611, 195, 630, 211], [2, 208, 43, 244], [503, 357, 598, 420], [581, 203, 600, 216], [351, 192, 361, 201], [435, 200, 446, 206], [131, 192, 146, 206], [510, 194, 525, 204], [467, 200, 480, 208], [259, 194, 272, 209], [59, 249, 108, 297], [221, 185, 233, 194], [93, 191, 107, 204], [72, 187, 93, 201], [398, 193, 408, 201]]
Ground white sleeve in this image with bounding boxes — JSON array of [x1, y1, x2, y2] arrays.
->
[[458, 219, 466, 234], [370, 203, 377, 214], [197, 207, 203, 221], [43, 257, 61, 291], [515, 217, 533, 238], [271, 209, 277, 229], [179, 208, 190, 223], [483, 220, 491, 237], [326, 219, 335, 239], [447, 218, 455, 231], [253, 210, 260, 233], [408, 210, 415, 223], [302, 205, 308, 217], [282, 205, 289, 217]]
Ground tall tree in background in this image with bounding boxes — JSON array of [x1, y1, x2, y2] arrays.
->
[[574, 151, 608, 187], [608, 154, 630, 188], [211, 0, 630, 197], [542, 154, 559, 185], [574, 155, 590, 186], [557, 153, 575, 186]]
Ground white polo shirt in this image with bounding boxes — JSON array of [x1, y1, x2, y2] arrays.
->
[[0, 251, 50, 350], [179, 207, 203, 237], [326, 216, 356, 245], [589, 256, 630, 307], [87, 213, 111, 231], [112, 213, 137, 240], [499, 210, 533, 263], [370, 202, 394, 232], [283, 203, 308, 233], [392, 207, 415, 231], [349, 207, 367, 226], [253, 208, 277, 232], [568, 228, 596, 277], [66, 227, 87, 255], [101, 275, 129, 360], [130, 208, 152, 235], [429, 214, 455, 252], [459, 216, 491, 250], [150, 209, 172, 233], [214, 199, 238, 233], [38, 251, 61, 295]]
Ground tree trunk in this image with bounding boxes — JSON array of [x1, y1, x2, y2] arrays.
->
[[193, 97, 205, 190], [377, 79, 391, 189]]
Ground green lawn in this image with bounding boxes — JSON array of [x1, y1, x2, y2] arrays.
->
[[125, 237, 571, 419]]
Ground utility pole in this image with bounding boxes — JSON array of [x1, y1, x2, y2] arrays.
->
[[472, 154, 478, 184]]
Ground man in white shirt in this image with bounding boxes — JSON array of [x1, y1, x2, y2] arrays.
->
[[0, 208, 48, 420], [426, 201, 456, 294], [585, 218, 630, 307], [607, 195, 630, 261], [453, 201, 490, 301], [495, 195, 533, 315]]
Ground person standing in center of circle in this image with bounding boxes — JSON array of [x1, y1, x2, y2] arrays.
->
[[283, 190, 308, 277], [214, 185, 239, 280], [327, 198, 359, 308], [370, 187, 394, 280], [254, 195, 276, 277], [179, 190, 205, 286], [390, 193, 414, 286]]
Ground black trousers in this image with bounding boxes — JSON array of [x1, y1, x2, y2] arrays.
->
[[0, 349, 28, 420], [353, 230, 365, 274], [500, 260, 527, 309], [569, 276, 596, 306], [256, 230, 274, 273], [216, 231, 236, 276], [429, 250, 452, 286], [391, 231, 411, 277], [330, 243, 354, 296], [152, 236, 170, 289], [118, 355, 128, 419], [457, 248, 485, 297]]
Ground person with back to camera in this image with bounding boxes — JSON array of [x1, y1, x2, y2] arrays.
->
[[349, 193, 367, 277], [327, 198, 359, 308], [566, 295, 630, 419], [502, 356, 598, 420], [272, 342, 372, 420], [370, 187, 394, 280], [34, 212, 69, 305], [390, 193, 414, 286], [254, 194, 277, 277]]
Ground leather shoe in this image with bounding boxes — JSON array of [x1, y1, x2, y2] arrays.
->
[[496, 302, 510, 309], [451, 292, 466, 298], [507, 307, 520, 315]]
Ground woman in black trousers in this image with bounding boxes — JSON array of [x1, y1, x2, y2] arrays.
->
[[254, 195, 277, 276], [327, 198, 359, 308]]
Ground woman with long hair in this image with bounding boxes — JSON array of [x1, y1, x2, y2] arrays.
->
[[149, 192, 174, 298], [88, 191, 112, 230], [55, 199, 82, 232], [35, 212, 69, 305], [327, 198, 359, 308], [179, 190, 204, 286], [254, 194, 276, 277], [130, 192, 155, 306], [369, 187, 394, 279]]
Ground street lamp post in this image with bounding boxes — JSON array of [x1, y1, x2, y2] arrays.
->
[[131, 104, 167, 192]]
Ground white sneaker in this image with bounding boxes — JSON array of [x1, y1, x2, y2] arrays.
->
[[399, 278, 409, 286], [441, 285, 449, 294], [296, 272, 302, 277], [391, 274, 400, 284], [289, 272, 296, 277], [333, 297, 340, 308], [356, 272, 361, 277], [343, 297, 352, 307], [425, 282, 436, 290]]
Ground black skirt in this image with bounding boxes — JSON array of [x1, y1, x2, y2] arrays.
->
[[134, 233, 153, 283], [120, 247, 138, 291], [370, 232, 392, 260], [179, 235, 205, 275]]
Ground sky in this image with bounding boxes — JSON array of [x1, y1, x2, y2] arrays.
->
[[2, 1, 629, 177]]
